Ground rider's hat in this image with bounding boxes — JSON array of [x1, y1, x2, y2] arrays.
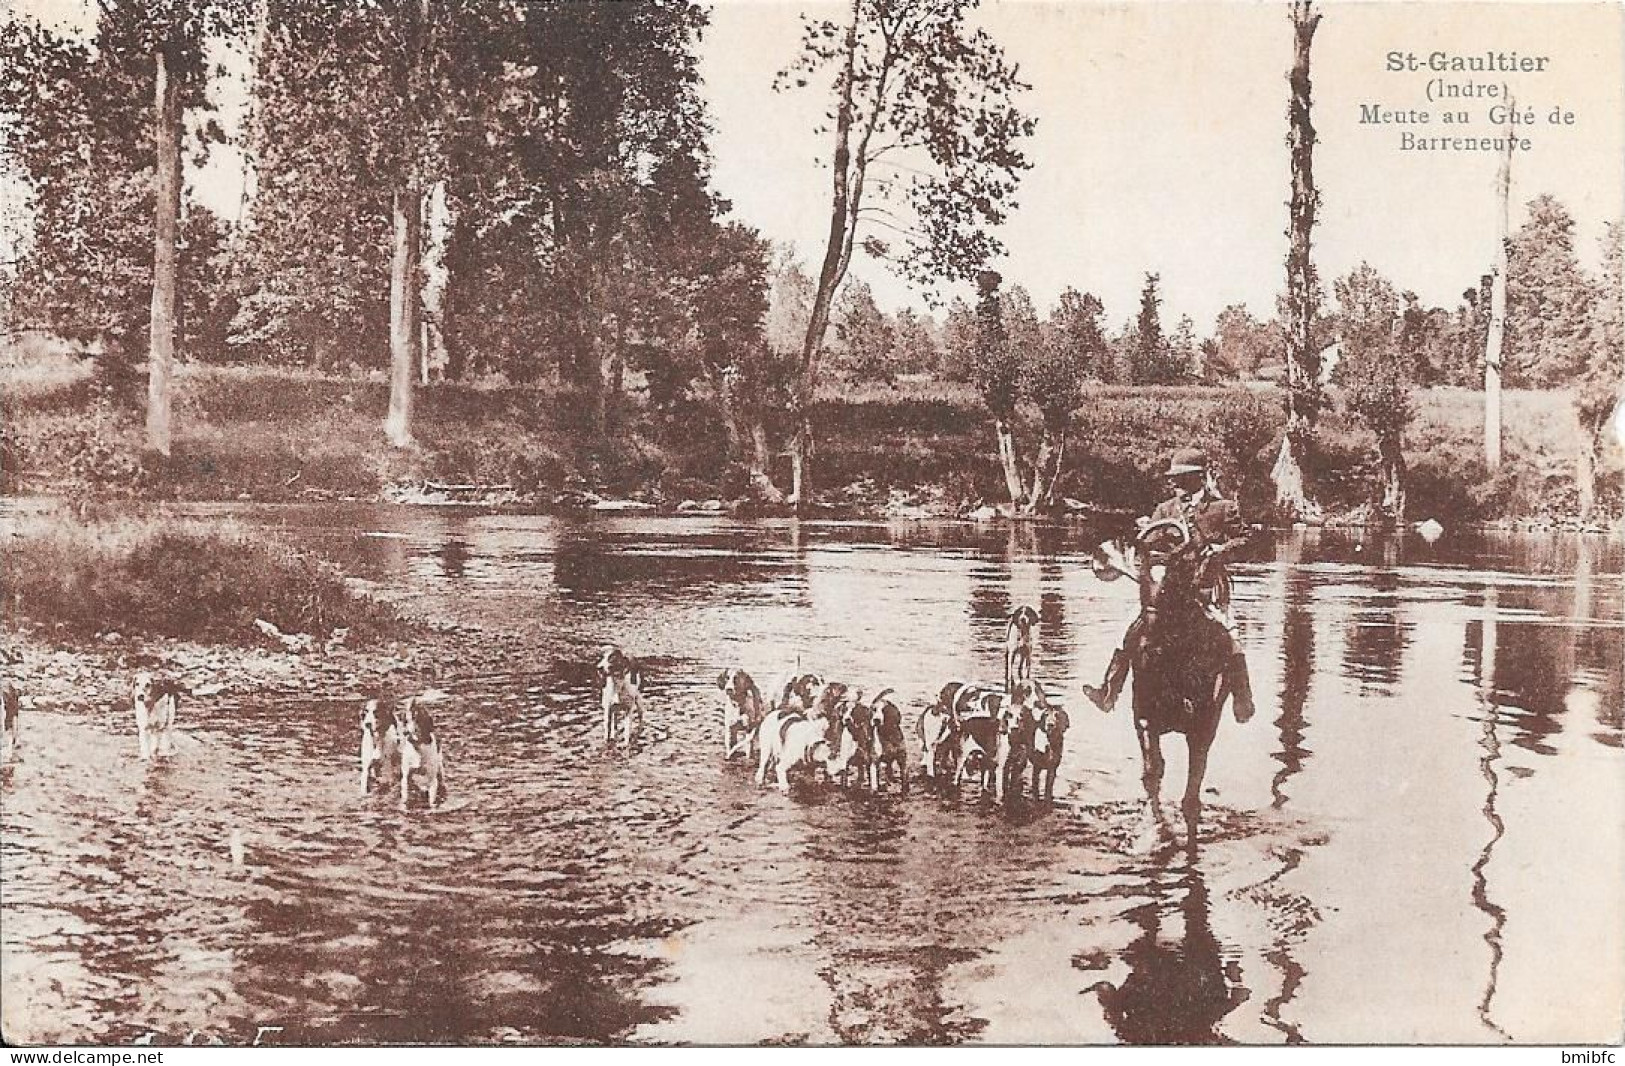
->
[[1163, 447, 1207, 478]]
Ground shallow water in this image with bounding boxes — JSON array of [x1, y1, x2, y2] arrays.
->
[[3, 510, 1621, 1045]]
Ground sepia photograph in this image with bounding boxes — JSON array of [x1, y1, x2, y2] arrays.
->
[[0, 0, 1621, 1049]]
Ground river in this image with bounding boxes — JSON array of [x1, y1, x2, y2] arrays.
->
[[2, 508, 1621, 1045]]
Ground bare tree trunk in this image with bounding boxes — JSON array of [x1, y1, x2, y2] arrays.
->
[[1025, 412, 1068, 513], [441, 211, 473, 382], [791, 14, 858, 508], [1485, 119, 1513, 472], [604, 319, 625, 425], [1277, 0, 1324, 519], [793, 0, 883, 510], [1576, 431, 1596, 521], [385, 183, 422, 448], [146, 42, 183, 457], [994, 417, 1025, 511], [1380, 437, 1407, 526], [419, 315, 431, 386], [749, 421, 780, 501]]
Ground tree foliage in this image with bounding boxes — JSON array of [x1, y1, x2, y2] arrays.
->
[[1038, 288, 1106, 405], [1130, 272, 1186, 384], [832, 279, 896, 385], [1208, 304, 1279, 381], [1506, 193, 1598, 388], [1335, 261, 1412, 521], [0, 3, 241, 371], [775, 0, 1035, 504]]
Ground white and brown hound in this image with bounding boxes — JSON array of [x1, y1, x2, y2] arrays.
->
[[919, 681, 984, 781], [774, 672, 824, 714], [132, 671, 183, 759], [1005, 605, 1039, 692], [1027, 680, 1071, 801], [830, 687, 910, 793], [359, 696, 401, 796], [954, 682, 1035, 800], [717, 667, 768, 760], [596, 646, 645, 751], [394, 697, 446, 809], [754, 703, 834, 794]]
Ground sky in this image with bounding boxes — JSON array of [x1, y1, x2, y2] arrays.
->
[[4, 0, 1623, 334], [700, 1, 1624, 329]]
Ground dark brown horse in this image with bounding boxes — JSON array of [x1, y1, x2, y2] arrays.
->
[[1127, 519, 1238, 819]]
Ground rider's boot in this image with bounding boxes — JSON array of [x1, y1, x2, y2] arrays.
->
[[1082, 650, 1130, 714], [1227, 651, 1256, 723]]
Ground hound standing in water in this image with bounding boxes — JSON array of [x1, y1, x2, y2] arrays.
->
[[1, 680, 19, 763], [717, 667, 768, 760], [132, 671, 183, 759], [358, 696, 402, 795], [596, 646, 645, 752], [1005, 605, 1039, 692], [394, 697, 446, 809]]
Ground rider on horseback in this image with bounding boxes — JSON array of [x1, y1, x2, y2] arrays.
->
[[1081, 448, 1256, 722]]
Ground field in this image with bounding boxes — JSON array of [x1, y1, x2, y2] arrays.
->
[[0, 351, 1612, 524]]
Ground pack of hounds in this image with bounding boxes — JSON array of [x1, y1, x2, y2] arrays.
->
[[715, 604, 1070, 801], [0, 607, 1062, 808]]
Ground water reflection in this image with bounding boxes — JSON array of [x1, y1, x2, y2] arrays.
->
[[3, 510, 1622, 1045], [438, 536, 471, 579], [1469, 587, 1511, 1042], [1273, 551, 1314, 811], [1092, 859, 1248, 1045], [1342, 564, 1408, 694]]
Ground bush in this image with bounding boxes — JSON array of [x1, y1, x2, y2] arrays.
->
[[3, 514, 410, 644]]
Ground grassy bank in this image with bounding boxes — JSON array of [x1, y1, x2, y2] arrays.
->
[[2, 356, 1616, 524], [3, 512, 410, 644]]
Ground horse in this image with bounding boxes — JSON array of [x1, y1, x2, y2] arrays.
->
[[1123, 518, 1238, 821]]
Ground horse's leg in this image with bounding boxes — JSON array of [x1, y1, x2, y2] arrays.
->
[[1183, 732, 1211, 820], [1136, 721, 1164, 801], [1183, 682, 1224, 819]]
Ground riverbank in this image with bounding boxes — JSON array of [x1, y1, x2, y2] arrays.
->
[[2, 359, 1616, 528]]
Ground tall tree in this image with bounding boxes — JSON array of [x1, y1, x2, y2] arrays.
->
[[1276, 0, 1327, 517], [1575, 222, 1623, 520], [230, 3, 393, 370], [776, 0, 1034, 508], [965, 270, 1025, 506], [1335, 262, 1412, 524], [964, 276, 1094, 513], [940, 296, 977, 382], [1209, 303, 1279, 381], [381, 0, 435, 447], [891, 306, 939, 376], [1483, 130, 1513, 470], [1170, 314, 1200, 382], [1131, 272, 1169, 384], [0, 1, 250, 454], [689, 222, 778, 496], [1024, 288, 1102, 509], [832, 279, 896, 385], [1505, 193, 1597, 388], [1047, 287, 1108, 383], [137, 3, 252, 455]]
